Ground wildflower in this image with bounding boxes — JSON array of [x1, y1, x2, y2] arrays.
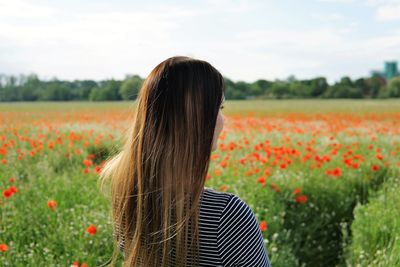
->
[[292, 188, 301, 195], [3, 188, 13, 198], [83, 159, 93, 167], [220, 185, 229, 192], [47, 200, 57, 210], [0, 243, 8, 252], [326, 167, 342, 177], [86, 225, 97, 235], [295, 195, 308, 204], [48, 141, 55, 149], [9, 186, 17, 194], [94, 166, 102, 174], [259, 221, 268, 232], [370, 164, 379, 172], [257, 176, 266, 184]]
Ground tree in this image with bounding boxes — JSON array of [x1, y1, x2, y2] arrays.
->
[[366, 76, 385, 98], [119, 75, 143, 100], [89, 79, 122, 101], [354, 78, 372, 98], [309, 77, 328, 97], [270, 82, 291, 99]]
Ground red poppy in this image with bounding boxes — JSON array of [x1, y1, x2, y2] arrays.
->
[[220, 161, 227, 168], [295, 195, 308, 204], [371, 165, 379, 171], [83, 159, 93, 167], [220, 185, 229, 192], [47, 200, 57, 210], [3, 189, 12, 198], [94, 166, 102, 174], [257, 176, 266, 184], [292, 188, 301, 195], [9, 186, 17, 193], [86, 225, 97, 235], [259, 221, 267, 232], [0, 243, 8, 252]]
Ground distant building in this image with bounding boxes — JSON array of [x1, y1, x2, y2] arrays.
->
[[371, 61, 400, 81]]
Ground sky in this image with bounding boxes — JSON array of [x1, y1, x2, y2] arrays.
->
[[0, 0, 399, 84]]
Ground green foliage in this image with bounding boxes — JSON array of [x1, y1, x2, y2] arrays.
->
[[387, 76, 400, 97], [89, 79, 122, 101], [0, 72, 398, 102], [344, 174, 400, 266], [119, 75, 143, 100]]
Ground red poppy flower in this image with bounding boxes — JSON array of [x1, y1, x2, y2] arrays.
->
[[86, 225, 97, 235], [94, 166, 102, 174], [371, 165, 379, 171], [9, 186, 17, 193], [292, 188, 301, 195], [220, 161, 227, 168], [259, 221, 267, 232], [0, 243, 8, 252], [257, 176, 266, 184], [47, 200, 57, 210], [295, 195, 308, 204], [83, 159, 93, 167], [3, 189, 12, 198]]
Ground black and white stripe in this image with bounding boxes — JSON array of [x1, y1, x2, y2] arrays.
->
[[118, 187, 272, 266]]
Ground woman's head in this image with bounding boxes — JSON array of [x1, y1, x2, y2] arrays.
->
[[140, 55, 225, 156], [99, 56, 225, 267]]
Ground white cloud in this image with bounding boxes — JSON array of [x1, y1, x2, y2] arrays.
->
[[0, 0, 55, 19], [366, 0, 400, 20]]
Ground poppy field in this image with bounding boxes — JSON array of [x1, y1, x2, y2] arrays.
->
[[1, 99, 399, 267]]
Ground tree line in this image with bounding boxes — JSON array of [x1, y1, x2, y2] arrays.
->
[[0, 73, 399, 102]]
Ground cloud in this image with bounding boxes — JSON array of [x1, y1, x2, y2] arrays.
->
[[366, 0, 400, 20], [0, 0, 55, 19], [0, 3, 210, 79]]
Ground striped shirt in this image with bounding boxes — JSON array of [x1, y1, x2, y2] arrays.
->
[[118, 187, 272, 266]]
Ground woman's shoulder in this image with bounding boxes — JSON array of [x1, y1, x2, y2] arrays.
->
[[201, 187, 237, 207]]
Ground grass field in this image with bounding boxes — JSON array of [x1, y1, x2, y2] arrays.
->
[[1, 99, 399, 266]]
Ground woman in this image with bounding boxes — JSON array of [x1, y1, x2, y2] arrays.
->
[[99, 56, 271, 266]]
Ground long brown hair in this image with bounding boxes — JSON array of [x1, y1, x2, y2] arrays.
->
[[99, 56, 225, 266]]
